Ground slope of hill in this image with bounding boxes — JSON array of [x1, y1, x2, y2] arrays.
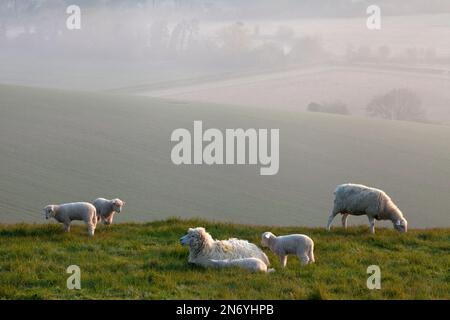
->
[[0, 219, 448, 299], [0, 84, 449, 227]]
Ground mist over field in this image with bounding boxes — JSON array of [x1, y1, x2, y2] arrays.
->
[[0, 0, 449, 227]]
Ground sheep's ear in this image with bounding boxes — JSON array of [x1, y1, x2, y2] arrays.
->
[[197, 227, 207, 237]]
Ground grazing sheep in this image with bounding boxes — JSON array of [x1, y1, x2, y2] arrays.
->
[[92, 198, 125, 225], [179, 227, 270, 268], [261, 232, 315, 267], [326, 183, 408, 234], [208, 258, 275, 273], [44, 202, 97, 236]]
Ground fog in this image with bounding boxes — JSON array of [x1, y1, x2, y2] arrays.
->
[[1, 1, 450, 226], [1, 1, 449, 95]]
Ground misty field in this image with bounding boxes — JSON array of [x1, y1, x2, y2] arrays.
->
[[1, 84, 450, 227], [0, 218, 448, 299], [137, 64, 450, 125]]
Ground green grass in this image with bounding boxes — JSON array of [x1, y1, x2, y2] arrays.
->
[[0, 218, 448, 300]]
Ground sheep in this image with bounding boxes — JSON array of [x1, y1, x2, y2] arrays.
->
[[92, 198, 125, 225], [261, 232, 315, 267], [179, 227, 270, 268], [43, 202, 97, 236], [208, 258, 275, 273], [326, 183, 408, 234]]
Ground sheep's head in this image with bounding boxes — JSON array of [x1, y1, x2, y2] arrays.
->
[[261, 232, 275, 247], [179, 227, 211, 248], [43, 205, 56, 220], [112, 198, 125, 213], [393, 218, 408, 233]]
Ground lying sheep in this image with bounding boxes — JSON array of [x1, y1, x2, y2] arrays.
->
[[261, 232, 315, 267], [180, 227, 270, 267], [44, 202, 97, 236], [208, 258, 275, 273], [93, 198, 125, 225], [326, 183, 408, 234]]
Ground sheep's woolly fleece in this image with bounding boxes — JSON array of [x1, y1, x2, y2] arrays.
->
[[209, 258, 274, 273], [327, 183, 408, 233], [180, 227, 270, 267], [44, 202, 97, 236]]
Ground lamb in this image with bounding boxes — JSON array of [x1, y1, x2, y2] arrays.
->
[[43, 202, 97, 236], [261, 232, 315, 267], [326, 183, 408, 234], [179, 227, 270, 268], [208, 258, 275, 273], [92, 198, 125, 225]]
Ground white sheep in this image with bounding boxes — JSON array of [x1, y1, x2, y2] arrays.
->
[[44, 202, 97, 236], [180, 227, 270, 268], [92, 198, 125, 225], [261, 232, 315, 267], [208, 258, 275, 273], [326, 183, 408, 234]]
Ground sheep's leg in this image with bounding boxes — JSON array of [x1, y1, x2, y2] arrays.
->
[[299, 254, 310, 265], [92, 215, 98, 228], [86, 223, 95, 237], [368, 216, 375, 234], [279, 255, 287, 267], [63, 222, 71, 233], [326, 209, 339, 231], [104, 214, 114, 226], [341, 213, 349, 229], [308, 246, 315, 263]]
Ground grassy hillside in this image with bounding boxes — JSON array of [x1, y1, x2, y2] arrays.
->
[[1, 84, 450, 227], [0, 219, 448, 299]]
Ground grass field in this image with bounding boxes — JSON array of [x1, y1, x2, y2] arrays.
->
[[0, 218, 448, 299], [1, 84, 450, 227]]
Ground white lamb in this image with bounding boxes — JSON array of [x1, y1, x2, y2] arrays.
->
[[326, 183, 408, 234], [261, 232, 315, 267], [44, 202, 97, 236], [92, 198, 125, 225], [179, 227, 270, 268], [208, 258, 275, 273]]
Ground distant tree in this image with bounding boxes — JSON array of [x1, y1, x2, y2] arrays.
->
[[355, 45, 372, 61], [324, 101, 350, 115], [307, 102, 321, 112], [289, 36, 325, 62], [253, 42, 285, 66], [366, 88, 426, 122], [404, 47, 419, 62], [275, 25, 295, 40], [307, 101, 350, 115], [217, 22, 251, 54], [149, 20, 170, 54]]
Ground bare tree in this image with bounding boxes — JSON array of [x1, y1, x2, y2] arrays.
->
[[366, 88, 426, 122], [217, 22, 251, 54], [307, 101, 350, 115]]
